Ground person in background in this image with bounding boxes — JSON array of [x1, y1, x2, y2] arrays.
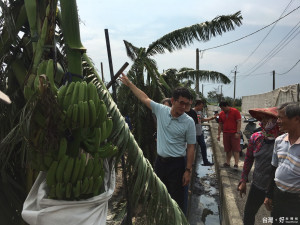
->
[[217, 101, 242, 170], [161, 98, 172, 107], [237, 107, 279, 225], [264, 102, 300, 224], [120, 73, 196, 211], [194, 99, 215, 166]]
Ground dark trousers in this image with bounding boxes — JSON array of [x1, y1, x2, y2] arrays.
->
[[243, 183, 267, 225], [197, 134, 209, 163], [154, 156, 185, 211], [272, 185, 300, 225]]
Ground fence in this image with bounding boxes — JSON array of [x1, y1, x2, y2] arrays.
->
[[241, 83, 300, 115]]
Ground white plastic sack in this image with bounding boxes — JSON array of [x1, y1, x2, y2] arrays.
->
[[22, 159, 115, 225]]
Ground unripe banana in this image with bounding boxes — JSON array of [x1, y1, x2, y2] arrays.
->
[[73, 180, 81, 198], [37, 60, 48, 76], [94, 128, 101, 148], [55, 183, 65, 199], [78, 101, 85, 128], [78, 81, 86, 102], [57, 85, 68, 107], [66, 182, 72, 199], [92, 175, 103, 196], [84, 158, 94, 178], [46, 161, 58, 187], [23, 85, 34, 101], [70, 157, 81, 184], [87, 82, 96, 102], [71, 104, 79, 129], [64, 157, 74, 183], [63, 82, 75, 110], [104, 118, 113, 140], [56, 155, 69, 183], [70, 81, 80, 105], [83, 101, 89, 128], [92, 158, 101, 179], [100, 120, 106, 143], [77, 153, 86, 181], [58, 138, 68, 161], [82, 81, 88, 101], [96, 100, 107, 127], [81, 177, 89, 194], [88, 100, 97, 127], [66, 104, 73, 128], [48, 184, 56, 199], [86, 177, 94, 194]]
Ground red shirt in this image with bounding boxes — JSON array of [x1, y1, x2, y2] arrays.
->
[[219, 107, 241, 133]]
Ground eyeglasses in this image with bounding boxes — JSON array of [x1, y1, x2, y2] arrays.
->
[[176, 100, 191, 107]]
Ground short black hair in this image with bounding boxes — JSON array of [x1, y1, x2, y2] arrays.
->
[[278, 102, 300, 119], [195, 99, 204, 106], [172, 87, 192, 101], [219, 101, 229, 107], [161, 98, 172, 106]]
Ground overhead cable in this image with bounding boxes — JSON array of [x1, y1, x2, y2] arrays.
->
[[200, 5, 300, 52], [238, 0, 295, 67], [277, 59, 300, 75], [242, 22, 300, 77]]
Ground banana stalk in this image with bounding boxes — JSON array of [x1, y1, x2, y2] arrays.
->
[[59, 0, 85, 80]]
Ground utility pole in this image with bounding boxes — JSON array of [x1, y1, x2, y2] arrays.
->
[[233, 66, 237, 106], [221, 85, 223, 96], [202, 84, 204, 97], [196, 49, 199, 95], [273, 70, 275, 90]]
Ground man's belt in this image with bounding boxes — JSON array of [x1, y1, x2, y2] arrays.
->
[[157, 155, 184, 163]]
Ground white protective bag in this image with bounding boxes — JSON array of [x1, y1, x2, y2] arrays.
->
[[22, 159, 115, 225]]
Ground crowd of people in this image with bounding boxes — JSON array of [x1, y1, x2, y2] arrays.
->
[[120, 73, 300, 224]]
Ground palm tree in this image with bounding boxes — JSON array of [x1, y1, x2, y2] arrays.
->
[[119, 12, 241, 163], [160, 67, 231, 98]]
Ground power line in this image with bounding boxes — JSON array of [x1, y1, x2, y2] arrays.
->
[[241, 22, 300, 77], [238, 72, 271, 77], [277, 59, 300, 75], [200, 5, 300, 52], [238, 0, 295, 67]]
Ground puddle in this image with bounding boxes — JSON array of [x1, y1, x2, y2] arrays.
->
[[188, 126, 220, 225]]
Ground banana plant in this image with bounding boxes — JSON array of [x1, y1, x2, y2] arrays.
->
[[0, 0, 190, 224]]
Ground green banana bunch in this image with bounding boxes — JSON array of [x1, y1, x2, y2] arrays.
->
[[57, 81, 109, 129]]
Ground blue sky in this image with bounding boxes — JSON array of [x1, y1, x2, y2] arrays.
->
[[76, 0, 300, 98]]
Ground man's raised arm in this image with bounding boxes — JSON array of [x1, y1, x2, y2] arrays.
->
[[119, 73, 152, 110]]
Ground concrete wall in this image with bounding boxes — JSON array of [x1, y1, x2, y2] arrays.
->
[[241, 83, 300, 115]]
